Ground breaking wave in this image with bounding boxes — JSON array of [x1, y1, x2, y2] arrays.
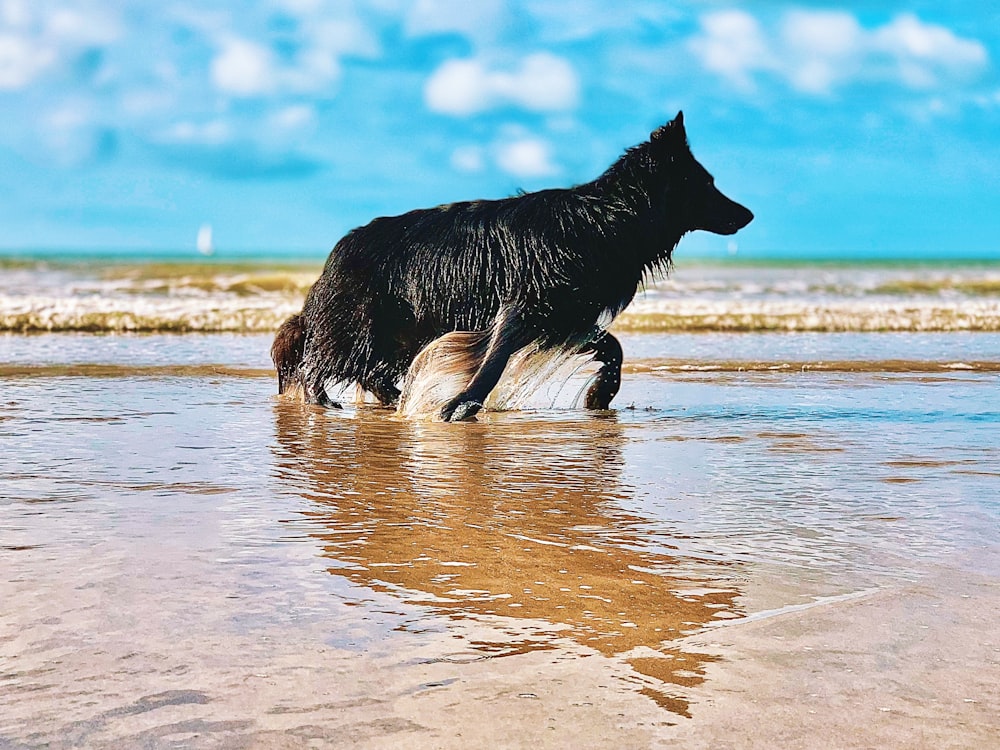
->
[[2, 258, 1000, 333], [615, 299, 1000, 332]]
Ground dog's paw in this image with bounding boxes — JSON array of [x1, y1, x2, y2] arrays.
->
[[441, 399, 483, 422], [584, 386, 614, 410]]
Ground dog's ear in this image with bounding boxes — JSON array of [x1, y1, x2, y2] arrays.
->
[[651, 111, 686, 143]]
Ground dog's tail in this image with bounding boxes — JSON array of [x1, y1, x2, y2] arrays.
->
[[271, 314, 307, 396]]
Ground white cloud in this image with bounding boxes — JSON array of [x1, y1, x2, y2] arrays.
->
[[494, 137, 558, 178], [425, 58, 490, 114], [44, 6, 120, 46], [1, 0, 31, 27], [425, 53, 579, 116], [450, 145, 485, 173], [0, 32, 56, 89], [308, 16, 380, 59], [690, 9, 988, 96], [270, 104, 316, 131], [0, 1, 120, 90], [780, 10, 862, 94], [207, 6, 379, 98], [506, 54, 580, 111], [38, 100, 115, 166], [687, 10, 772, 92], [405, 0, 507, 46], [872, 13, 988, 89], [211, 36, 276, 96], [449, 133, 561, 177], [159, 107, 315, 150], [209, 34, 345, 97], [120, 89, 175, 118], [162, 119, 232, 145]]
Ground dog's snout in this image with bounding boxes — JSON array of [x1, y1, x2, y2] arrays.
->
[[711, 201, 754, 235], [734, 203, 753, 230]]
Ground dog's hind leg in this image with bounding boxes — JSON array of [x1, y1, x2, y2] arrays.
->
[[580, 331, 623, 409], [440, 308, 534, 422], [298, 362, 343, 408], [305, 381, 343, 409]]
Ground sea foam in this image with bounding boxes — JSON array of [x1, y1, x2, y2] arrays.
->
[[2, 259, 1000, 333]]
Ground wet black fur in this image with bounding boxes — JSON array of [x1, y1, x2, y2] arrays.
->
[[272, 112, 753, 417]]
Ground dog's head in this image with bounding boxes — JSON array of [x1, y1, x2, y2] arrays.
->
[[650, 111, 754, 236]]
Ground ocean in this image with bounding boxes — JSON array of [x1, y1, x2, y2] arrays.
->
[[2, 251, 998, 748]]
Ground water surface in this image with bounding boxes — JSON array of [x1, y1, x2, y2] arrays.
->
[[2, 332, 998, 747]]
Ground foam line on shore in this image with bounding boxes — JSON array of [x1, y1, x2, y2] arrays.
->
[[704, 587, 883, 629]]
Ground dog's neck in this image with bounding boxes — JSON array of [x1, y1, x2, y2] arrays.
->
[[587, 141, 686, 275]]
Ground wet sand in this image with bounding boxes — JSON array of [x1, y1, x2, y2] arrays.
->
[[671, 563, 999, 749], [2, 333, 999, 748]]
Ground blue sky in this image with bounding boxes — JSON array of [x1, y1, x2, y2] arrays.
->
[[1, 1, 999, 260]]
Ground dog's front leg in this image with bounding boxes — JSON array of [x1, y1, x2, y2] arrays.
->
[[581, 330, 623, 409], [441, 308, 531, 422]]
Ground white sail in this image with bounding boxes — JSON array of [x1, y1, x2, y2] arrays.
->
[[196, 224, 214, 255]]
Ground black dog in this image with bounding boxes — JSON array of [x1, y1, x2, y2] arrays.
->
[[272, 112, 752, 420]]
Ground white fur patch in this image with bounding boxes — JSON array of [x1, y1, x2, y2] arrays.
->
[[485, 344, 598, 412], [397, 331, 599, 420], [397, 330, 489, 419]]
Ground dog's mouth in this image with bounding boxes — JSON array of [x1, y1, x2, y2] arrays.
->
[[718, 204, 754, 235]]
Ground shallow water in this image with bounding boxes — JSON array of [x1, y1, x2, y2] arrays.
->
[[2, 333, 998, 747]]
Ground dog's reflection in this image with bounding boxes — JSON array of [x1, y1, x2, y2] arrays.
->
[[273, 403, 740, 715]]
